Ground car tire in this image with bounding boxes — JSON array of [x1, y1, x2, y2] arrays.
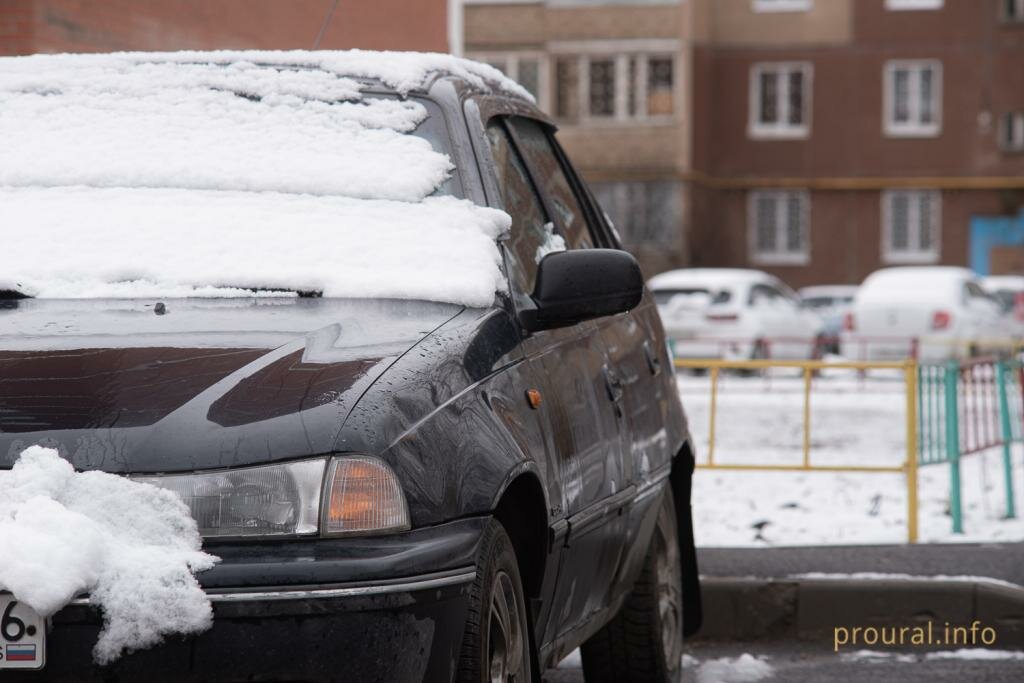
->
[[738, 339, 767, 377], [456, 518, 533, 683], [580, 488, 684, 683]]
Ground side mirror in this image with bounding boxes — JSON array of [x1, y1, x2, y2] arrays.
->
[[520, 249, 644, 332]]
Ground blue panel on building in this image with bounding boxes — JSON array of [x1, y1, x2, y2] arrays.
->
[[970, 210, 1024, 275]]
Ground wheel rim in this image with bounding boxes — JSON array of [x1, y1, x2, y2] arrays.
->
[[488, 569, 525, 683], [654, 507, 684, 667]]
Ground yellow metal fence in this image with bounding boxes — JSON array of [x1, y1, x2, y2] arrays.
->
[[674, 358, 920, 543]]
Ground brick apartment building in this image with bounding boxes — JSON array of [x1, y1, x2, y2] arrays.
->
[[0, 0, 449, 56], [463, 0, 1024, 287]]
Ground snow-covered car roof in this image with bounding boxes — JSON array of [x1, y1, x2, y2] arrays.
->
[[857, 267, 976, 304], [646, 268, 775, 291], [0, 50, 528, 306], [981, 275, 1024, 292]]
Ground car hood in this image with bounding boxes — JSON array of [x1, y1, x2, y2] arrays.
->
[[0, 297, 462, 473]]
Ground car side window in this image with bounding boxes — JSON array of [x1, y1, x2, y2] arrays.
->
[[749, 284, 779, 307], [966, 281, 988, 300], [773, 283, 801, 307], [505, 117, 596, 251], [485, 119, 552, 299]]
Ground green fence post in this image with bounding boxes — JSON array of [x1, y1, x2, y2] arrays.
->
[[997, 360, 1017, 519], [945, 359, 963, 534]]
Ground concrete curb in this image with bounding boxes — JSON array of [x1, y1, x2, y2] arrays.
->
[[695, 577, 1024, 648]]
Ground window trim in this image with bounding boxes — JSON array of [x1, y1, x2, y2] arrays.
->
[[1004, 0, 1024, 22], [885, 0, 944, 10], [883, 60, 943, 138], [753, 0, 812, 12], [1001, 112, 1024, 152], [747, 189, 811, 266], [881, 189, 941, 264], [547, 42, 681, 126], [748, 62, 813, 140]]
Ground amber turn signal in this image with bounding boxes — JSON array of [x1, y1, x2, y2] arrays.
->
[[322, 455, 410, 536]]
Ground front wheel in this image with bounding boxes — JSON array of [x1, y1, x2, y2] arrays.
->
[[456, 519, 533, 683], [580, 488, 684, 683]]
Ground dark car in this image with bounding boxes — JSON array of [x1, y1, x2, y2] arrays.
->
[[0, 53, 700, 683]]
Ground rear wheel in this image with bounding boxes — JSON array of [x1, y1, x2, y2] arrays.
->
[[580, 489, 684, 683], [456, 519, 532, 683], [738, 339, 768, 377]]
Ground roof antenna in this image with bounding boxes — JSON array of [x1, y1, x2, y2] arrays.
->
[[313, 0, 340, 50]]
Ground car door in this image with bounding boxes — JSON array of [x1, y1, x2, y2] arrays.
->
[[774, 280, 820, 359], [481, 116, 629, 645], [748, 283, 786, 357], [505, 116, 670, 605], [964, 280, 1006, 351]]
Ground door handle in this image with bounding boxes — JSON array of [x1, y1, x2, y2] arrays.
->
[[643, 340, 662, 376], [603, 365, 624, 407]]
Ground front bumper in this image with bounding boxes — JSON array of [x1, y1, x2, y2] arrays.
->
[[9, 516, 487, 683]]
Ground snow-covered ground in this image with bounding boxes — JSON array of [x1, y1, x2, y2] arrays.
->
[[680, 369, 1024, 546]]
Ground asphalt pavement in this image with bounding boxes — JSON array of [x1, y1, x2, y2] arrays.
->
[[543, 641, 1024, 682], [545, 541, 1024, 681]]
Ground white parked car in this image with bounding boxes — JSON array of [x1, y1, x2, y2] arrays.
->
[[648, 268, 825, 360], [841, 267, 1007, 361], [981, 275, 1024, 339]]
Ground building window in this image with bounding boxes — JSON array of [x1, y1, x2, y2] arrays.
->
[[884, 61, 942, 137], [749, 63, 812, 139], [588, 58, 616, 117], [1005, 0, 1024, 21], [886, 0, 943, 9], [469, 52, 550, 112], [882, 190, 940, 263], [591, 181, 681, 246], [753, 0, 812, 11], [748, 190, 810, 265], [553, 53, 676, 124], [1002, 112, 1024, 151]]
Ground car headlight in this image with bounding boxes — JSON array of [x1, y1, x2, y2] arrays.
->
[[135, 455, 409, 540]]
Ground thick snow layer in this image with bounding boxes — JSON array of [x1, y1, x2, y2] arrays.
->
[[0, 446, 217, 664], [0, 55, 463, 200], [0, 51, 520, 304], [1, 187, 510, 306], [695, 653, 774, 683], [683, 371, 1024, 546]]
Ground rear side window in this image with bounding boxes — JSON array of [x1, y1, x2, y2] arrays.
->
[[505, 117, 595, 251], [485, 120, 552, 298], [748, 284, 781, 306]]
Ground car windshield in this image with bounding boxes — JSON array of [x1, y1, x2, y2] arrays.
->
[[0, 53, 511, 307], [802, 296, 853, 309], [991, 290, 1018, 312]]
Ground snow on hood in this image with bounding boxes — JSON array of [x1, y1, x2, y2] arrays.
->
[[0, 446, 217, 664], [0, 50, 518, 304]]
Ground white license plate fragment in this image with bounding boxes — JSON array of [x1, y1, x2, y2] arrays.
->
[[1, 594, 46, 670]]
